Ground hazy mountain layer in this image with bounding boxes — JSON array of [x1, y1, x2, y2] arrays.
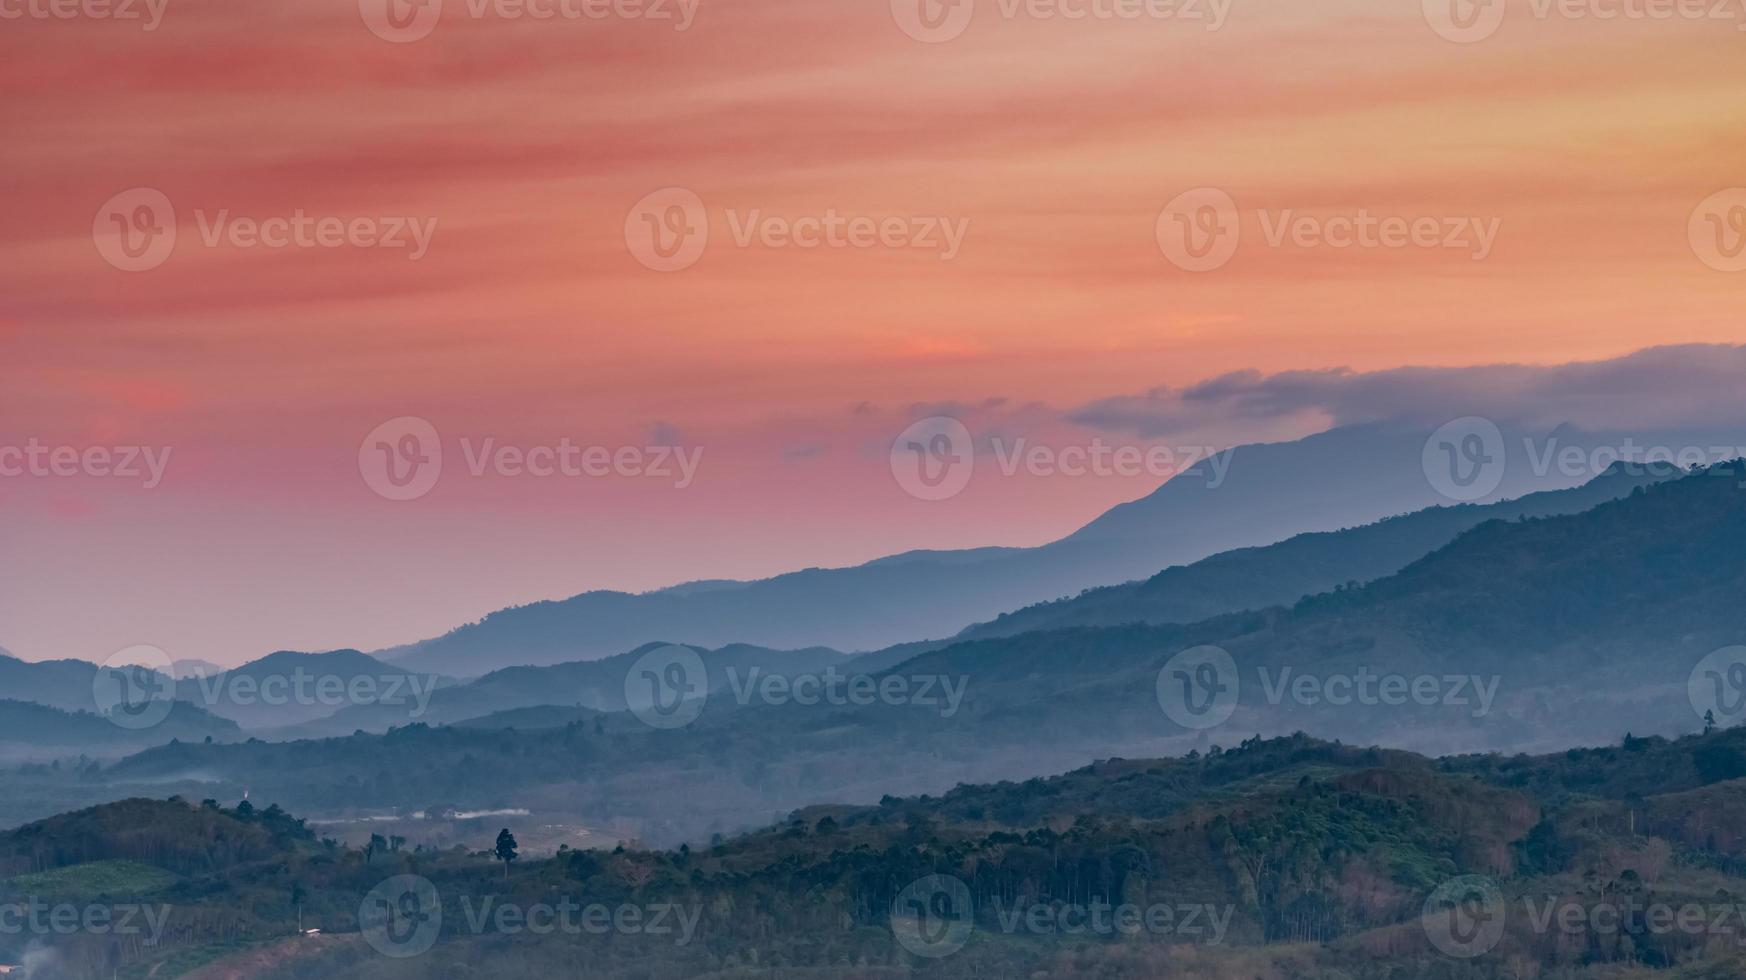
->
[[381, 423, 1742, 676], [9, 730, 1746, 979], [953, 459, 1677, 642]]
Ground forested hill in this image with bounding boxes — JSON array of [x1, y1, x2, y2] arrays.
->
[[953, 460, 1676, 642], [9, 730, 1746, 978]]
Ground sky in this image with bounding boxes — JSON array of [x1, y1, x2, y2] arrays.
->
[[1, 0, 1742, 665]]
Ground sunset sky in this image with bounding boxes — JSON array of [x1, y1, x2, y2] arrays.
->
[[2, 0, 1742, 665]]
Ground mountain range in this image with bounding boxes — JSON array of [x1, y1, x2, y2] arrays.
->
[[309, 459, 1681, 734], [0, 452, 1725, 774], [24, 460, 1738, 845], [170, 649, 454, 730], [0, 649, 444, 757], [378, 421, 1744, 677], [952, 457, 1679, 641], [269, 642, 847, 739]]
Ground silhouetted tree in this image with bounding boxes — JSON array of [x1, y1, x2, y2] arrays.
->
[[495, 828, 519, 878]]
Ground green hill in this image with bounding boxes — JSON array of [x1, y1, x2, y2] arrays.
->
[[11, 731, 1746, 978], [953, 461, 1676, 643]]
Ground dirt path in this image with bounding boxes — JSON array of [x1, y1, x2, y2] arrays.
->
[[177, 934, 352, 980]]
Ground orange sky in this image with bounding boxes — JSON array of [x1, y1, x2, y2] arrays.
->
[[1, 0, 1742, 664]]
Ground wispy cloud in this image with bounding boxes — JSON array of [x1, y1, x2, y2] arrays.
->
[[1069, 345, 1746, 438]]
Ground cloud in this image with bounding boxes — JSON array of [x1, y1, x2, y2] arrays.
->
[[902, 398, 1012, 421], [649, 422, 686, 446], [1068, 344, 1746, 439], [782, 443, 827, 462]]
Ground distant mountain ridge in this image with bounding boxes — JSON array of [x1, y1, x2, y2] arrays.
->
[[265, 460, 1678, 739], [0, 649, 453, 737], [0, 653, 115, 714], [951, 459, 1680, 642], [0, 450, 1720, 749], [0, 699, 241, 762], [75, 463, 1746, 845], [381, 422, 1740, 676], [274, 641, 845, 738], [0, 655, 244, 762], [172, 649, 451, 730], [889, 458, 1746, 752]]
